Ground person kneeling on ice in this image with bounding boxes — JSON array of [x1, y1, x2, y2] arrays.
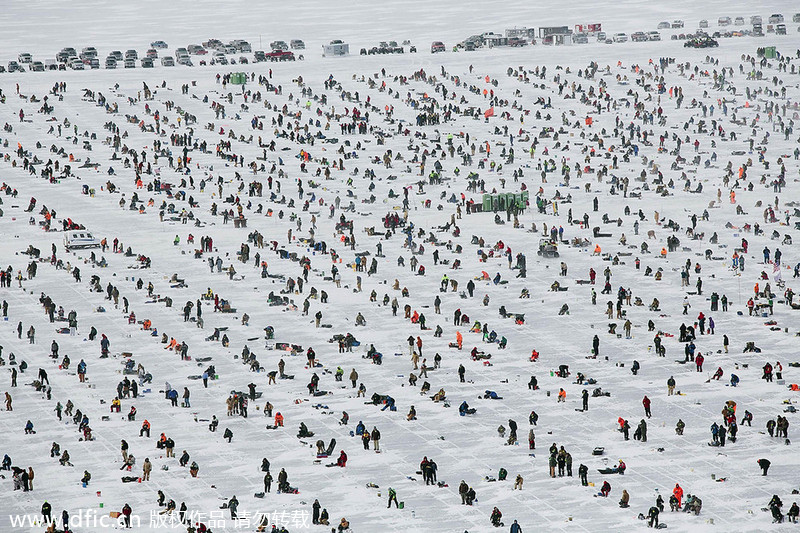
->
[[490, 507, 503, 527], [484, 390, 503, 399], [600, 480, 611, 497], [619, 489, 630, 508], [336, 450, 347, 467], [459, 401, 476, 416]]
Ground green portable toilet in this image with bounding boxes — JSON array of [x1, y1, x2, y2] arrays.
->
[[505, 193, 516, 209], [482, 194, 493, 212], [764, 46, 777, 59], [231, 72, 247, 85]]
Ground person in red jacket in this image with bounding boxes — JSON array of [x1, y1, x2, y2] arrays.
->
[[695, 353, 705, 372], [642, 396, 652, 418], [121, 503, 132, 528], [336, 450, 347, 467]]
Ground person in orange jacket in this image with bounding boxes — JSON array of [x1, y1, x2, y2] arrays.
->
[[140, 420, 150, 437], [274, 412, 284, 427], [673, 483, 684, 506]]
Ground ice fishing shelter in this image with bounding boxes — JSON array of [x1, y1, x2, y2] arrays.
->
[[229, 72, 247, 85], [323, 41, 349, 57], [505, 27, 537, 39], [539, 26, 573, 45], [483, 33, 508, 47], [482, 192, 529, 212], [764, 46, 777, 58]]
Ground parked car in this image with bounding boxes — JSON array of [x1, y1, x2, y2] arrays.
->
[[671, 20, 685, 28], [109, 50, 123, 61], [794, 13, 800, 23], [177, 56, 193, 66], [124, 58, 136, 68], [125, 49, 138, 60], [88, 58, 100, 69], [270, 40, 289, 51], [254, 50, 266, 62], [751, 15, 762, 25], [431, 41, 446, 53], [81, 47, 97, 58], [571, 34, 588, 44], [70, 58, 84, 70], [776, 24, 787, 35], [18, 52, 32, 63], [290, 39, 305, 50], [699, 19, 708, 28], [151, 40, 168, 49], [631, 32, 648, 42], [734, 16, 745, 25], [30, 61, 45, 72], [105, 57, 117, 69], [161, 56, 175, 66], [657, 21, 670, 29], [612, 32, 628, 43], [718, 16, 732, 26], [596, 32, 607, 41], [45, 59, 58, 70], [141, 57, 154, 68], [768, 14, 783, 23], [146, 49, 158, 58], [647, 31, 661, 41]]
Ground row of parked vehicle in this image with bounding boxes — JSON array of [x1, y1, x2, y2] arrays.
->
[[359, 40, 415, 55], [5, 37, 307, 72]]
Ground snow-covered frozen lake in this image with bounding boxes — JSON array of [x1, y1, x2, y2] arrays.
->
[[0, 1, 800, 532]]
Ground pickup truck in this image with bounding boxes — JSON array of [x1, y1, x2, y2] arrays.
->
[[266, 50, 295, 61]]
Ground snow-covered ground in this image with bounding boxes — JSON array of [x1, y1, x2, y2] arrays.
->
[[1, 2, 800, 532]]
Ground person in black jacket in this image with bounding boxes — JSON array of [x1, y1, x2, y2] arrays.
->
[[312, 499, 321, 524], [647, 506, 659, 527], [578, 464, 588, 486], [41, 501, 52, 523], [758, 458, 771, 476]]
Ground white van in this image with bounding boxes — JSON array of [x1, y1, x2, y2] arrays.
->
[[64, 230, 101, 250]]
